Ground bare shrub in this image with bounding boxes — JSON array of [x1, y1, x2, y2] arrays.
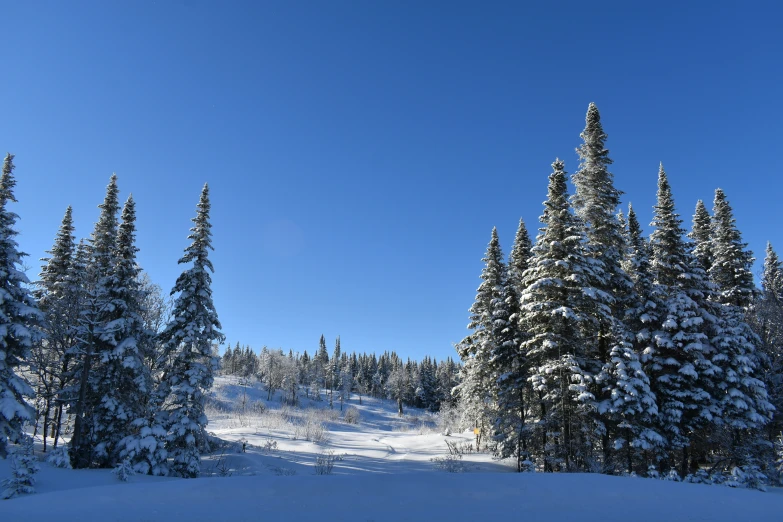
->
[[445, 439, 474, 456], [315, 450, 337, 475], [343, 406, 360, 424], [431, 454, 466, 473], [261, 438, 278, 454]]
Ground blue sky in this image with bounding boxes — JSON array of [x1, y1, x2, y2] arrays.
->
[[2, 1, 781, 361]]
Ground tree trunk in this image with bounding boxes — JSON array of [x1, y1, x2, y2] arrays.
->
[[42, 398, 51, 453], [71, 339, 95, 469]]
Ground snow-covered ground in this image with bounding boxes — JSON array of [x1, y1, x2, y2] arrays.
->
[[2, 376, 782, 521]]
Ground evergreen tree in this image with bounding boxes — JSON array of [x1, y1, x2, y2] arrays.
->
[[69, 174, 121, 468], [159, 184, 225, 478], [33, 206, 79, 452], [0, 154, 43, 459], [507, 218, 532, 293], [646, 164, 717, 474], [520, 159, 604, 470], [571, 102, 633, 322], [108, 196, 167, 475], [456, 227, 506, 444], [709, 189, 755, 308], [492, 218, 532, 470], [690, 200, 712, 272], [708, 189, 771, 433], [571, 104, 639, 468], [755, 243, 783, 438], [591, 203, 662, 472]]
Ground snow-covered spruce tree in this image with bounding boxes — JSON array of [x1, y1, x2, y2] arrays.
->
[[0, 154, 43, 459], [571, 102, 633, 332], [708, 189, 771, 450], [598, 203, 662, 473], [752, 243, 783, 439], [645, 164, 718, 476], [159, 184, 224, 478], [69, 174, 121, 469], [1, 435, 39, 499], [455, 227, 506, 449], [86, 195, 153, 468], [33, 206, 80, 452], [492, 218, 532, 471], [108, 196, 168, 475], [689, 200, 712, 273], [570, 103, 638, 469], [520, 159, 606, 471]]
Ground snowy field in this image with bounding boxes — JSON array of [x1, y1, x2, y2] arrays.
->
[[2, 376, 783, 521]]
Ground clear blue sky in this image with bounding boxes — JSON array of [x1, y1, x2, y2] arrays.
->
[[2, 1, 781, 361]]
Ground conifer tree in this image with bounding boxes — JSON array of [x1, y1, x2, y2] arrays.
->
[[0, 154, 43, 459], [571, 102, 633, 337], [456, 227, 506, 443], [159, 184, 224, 478], [571, 104, 638, 467], [646, 164, 717, 474], [709, 189, 755, 308], [690, 200, 712, 273], [34, 206, 79, 452], [595, 203, 661, 472], [708, 189, 771, 434], [69, 174, 120, 468], [753, 243, 783, 439], [520, 159, 604, 470], [507, 218, 532, 293], [88, 195, 151, 466], [493, 218, 532, 470]]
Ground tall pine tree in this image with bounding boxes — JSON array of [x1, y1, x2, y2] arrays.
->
[[708, 189, 771, 435], [159, 184, 224, 478], [646, 164, 717, 475], [0, 154, 43, 459], [520, 159, 604, 471]]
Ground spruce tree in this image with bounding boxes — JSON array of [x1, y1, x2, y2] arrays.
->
[[597, 204, 661, 472], [507, 218, 532, 293], [571, 102, 633, 325], [571, 104, 638, 468], [456, 227, 506, 445], [520, 159, 604, 470], [690, 200, 712, 273], [0, 154, 43, 459], [34, 206, 79, 452], [646, 164, 717, 473], [70, 174, 120, 468], [493, 218, 532, 471], [709, 189, 755, 308], [708, 189, 771, 434], [159, 184, 224, 478], [754, 243, 783, 439]]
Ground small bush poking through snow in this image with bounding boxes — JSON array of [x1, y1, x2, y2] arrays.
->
[[431, 454, 467, 473], [445, 439, 473, 456], [261, 438, 278, 454], [113, 459, 135, 482], [315, 450, 338, 475], [2, 438, 40, 499], [45, 446, 72, 469], [647, 465, 660, 479], [293, 410, 329, 443], [343, 406, 360, 424], [431, 441, 468, 473]]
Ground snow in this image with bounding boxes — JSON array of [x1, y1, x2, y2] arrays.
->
[[1, 376, 782, 520]]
